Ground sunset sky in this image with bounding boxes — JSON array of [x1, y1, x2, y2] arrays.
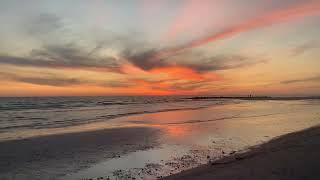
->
[[0, 0, 319, 96]]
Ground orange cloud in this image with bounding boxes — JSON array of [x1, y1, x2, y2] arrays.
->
[[0, 62, 222, 96], [134, 65, 221, 94], [150, 66, 206, 81]]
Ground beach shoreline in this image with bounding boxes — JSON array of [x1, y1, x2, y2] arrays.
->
[[164, 126, 320, 180], [0, 99, 319, 180]]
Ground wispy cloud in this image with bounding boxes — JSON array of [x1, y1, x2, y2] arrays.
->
[[155, 1, 320, 58], [0, 71, 83, 86], [175, 54, 267, 72], [291, 41, 320, 56], [0, 43, 120, 72], [122, 46, 267, 73], [0, 71, 132, 88], [281, 75, 320, 84]]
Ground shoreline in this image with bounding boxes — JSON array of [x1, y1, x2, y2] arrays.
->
[[164, 126, 320, 180]]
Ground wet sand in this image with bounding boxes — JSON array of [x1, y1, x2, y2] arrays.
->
[[164, 126, 320, 180], [0, 127, 161, 180]]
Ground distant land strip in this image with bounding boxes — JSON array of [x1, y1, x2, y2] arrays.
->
[[187, 96, 320, 100]]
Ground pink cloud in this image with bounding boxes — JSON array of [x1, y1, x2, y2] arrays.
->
[[156, 1, 320, 59]]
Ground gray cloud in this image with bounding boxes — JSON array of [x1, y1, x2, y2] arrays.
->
[[1, 41, 266, 75], [0, 13, 146, 72], [122, 48, 167, 70], [182, 55, 267, 72], [0, 44, 120, 72], [0, 71, 132, 88], [13, 76, 81, 87], [31, 44, 119, 68], [291, 41, 320, 56], [281, 75, 320, 84], [26, 13, 64, 35], [0, 13, 122, 72], [121, 47, 266, 73], [0, 40, 266, 76], [0, 72, 83, 86]]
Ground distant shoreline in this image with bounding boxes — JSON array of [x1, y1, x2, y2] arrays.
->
[[187, 96, 320, 100], [0, 95, 320, 99]]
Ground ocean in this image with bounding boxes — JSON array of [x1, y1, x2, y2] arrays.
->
[[0, 96, 232, 141]]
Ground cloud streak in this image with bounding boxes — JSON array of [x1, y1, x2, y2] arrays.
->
[[180, 55, 267, 72], [0, 72, 83, 86], [291, 41, 320, 56], [155, 1, 320, 59], [0, 44, 120, 72], [281, 75, 320, 84], [0, 71, 132, 88], [122, 45, 266, 73]]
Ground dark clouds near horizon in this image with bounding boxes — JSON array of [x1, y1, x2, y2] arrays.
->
[[281, 75, 320, 84], [0, 71, 132, 88]]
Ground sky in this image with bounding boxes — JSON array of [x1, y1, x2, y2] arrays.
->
[[0, 0, 319, 96]]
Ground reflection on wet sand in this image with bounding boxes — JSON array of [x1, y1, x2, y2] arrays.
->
[[62, 100, 320, 180], [160, 125, 191, 139]]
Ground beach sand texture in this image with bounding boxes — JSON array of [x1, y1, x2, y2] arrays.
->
[[165, 126, 320, 180]]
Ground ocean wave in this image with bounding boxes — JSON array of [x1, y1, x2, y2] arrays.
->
[[0, 96, 235, 133], [152, 112, 290, 125]]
